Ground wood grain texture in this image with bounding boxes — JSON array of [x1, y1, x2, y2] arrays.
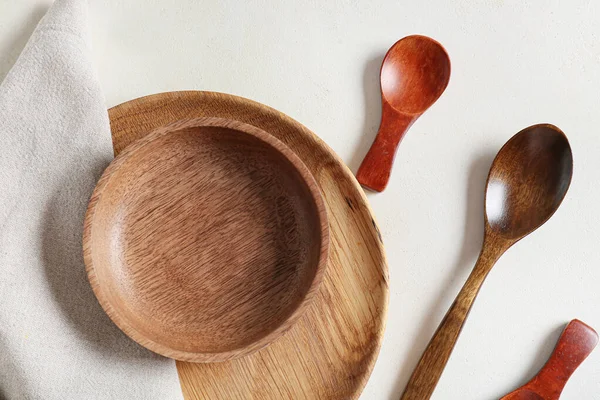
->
[[356, 35, 450, 192], [108, 91, 389, 399], [501, 319, 598, 400], [84, 118, 329, 363], [401, 124, 573, 400]]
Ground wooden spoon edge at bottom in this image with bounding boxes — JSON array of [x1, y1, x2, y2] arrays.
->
[[501, 319, 598, 400]]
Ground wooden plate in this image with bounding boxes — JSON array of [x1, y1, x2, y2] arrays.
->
[[84, 117, 329, 363], [108, 91, 389, 399]]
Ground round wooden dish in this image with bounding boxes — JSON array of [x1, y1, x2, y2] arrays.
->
[[84, 117, 329, 363], [108, 91, 389, 399]]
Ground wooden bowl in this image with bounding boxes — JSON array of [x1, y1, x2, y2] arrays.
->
[[83, 117, 329, 363]]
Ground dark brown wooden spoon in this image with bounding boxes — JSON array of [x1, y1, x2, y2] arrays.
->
[[501, 319, 598, 400], [400, 124, 573, 400], [356, 35, 450, 192]]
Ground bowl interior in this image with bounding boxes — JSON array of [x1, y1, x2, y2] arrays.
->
[[85, 121, 327, 361]]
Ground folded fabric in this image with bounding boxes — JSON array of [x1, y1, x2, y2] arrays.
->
[[0, 0, 183, 398]]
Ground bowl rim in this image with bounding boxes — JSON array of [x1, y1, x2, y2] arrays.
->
[[83, 117, 330, 363]]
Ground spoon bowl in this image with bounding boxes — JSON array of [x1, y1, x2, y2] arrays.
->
[[357, 35, 450, 192], [485, 124, 573, 240], [381, 36, 451, 115], [400, 124, 573, 400]]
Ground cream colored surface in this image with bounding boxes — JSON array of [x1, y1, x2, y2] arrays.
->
[[2, 0, 600, 398]]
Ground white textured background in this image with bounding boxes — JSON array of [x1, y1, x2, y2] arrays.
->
[[2, 1, 600, 399]]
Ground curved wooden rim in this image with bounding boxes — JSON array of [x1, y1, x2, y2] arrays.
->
[[84, 116, 330, 363], [108, 91, 389, 399]]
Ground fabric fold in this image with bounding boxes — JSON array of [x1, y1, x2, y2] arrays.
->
[[0, 0, 183, 398]]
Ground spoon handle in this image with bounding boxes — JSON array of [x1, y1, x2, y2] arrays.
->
[[400, 243, 502, 400], [356, 105, 415, 192], [501, 320, 598, 400]]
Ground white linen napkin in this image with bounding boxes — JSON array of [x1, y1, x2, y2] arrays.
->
[[0, 0, 184, 398]]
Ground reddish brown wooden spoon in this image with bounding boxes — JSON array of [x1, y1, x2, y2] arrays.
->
[[501, 320, 598, 400], [400, 124, 573, 399], [356, 35, 450, 192]]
